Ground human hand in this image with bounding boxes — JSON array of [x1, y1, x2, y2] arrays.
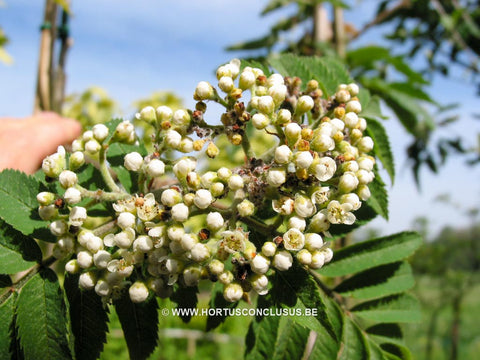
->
[[0, 112, 82, 174]]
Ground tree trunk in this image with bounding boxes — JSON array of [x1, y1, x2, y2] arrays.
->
[[449, 295, 462, 360]]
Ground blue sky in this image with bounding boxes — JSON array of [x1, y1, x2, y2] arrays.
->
[[1, 0, 479, 238]]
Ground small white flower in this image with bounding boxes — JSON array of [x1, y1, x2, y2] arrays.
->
[[336, 89, 351, 103], [37, 192, 55, 206], [228, 174, 244, 190], [92, 124, 109, 141], [165, 129, 182, 148], [358, 117, 367, 131], [327, 200, 355, 225], [347, 83, 359, 96], [357, 136, 374, 153], [136, 193, 160, 222], [267, 73, 284, 87], [208, 259, 225, 275], [274, 145, 292, 164], [167, 224, 185, 241], [180, 233, 198, 251], [239, 69, 256, 89], [322, 248, 334, 263], [305, 233, 323, 251], [311, 133, 335, 152], [218, 270, 234, 285], [69, 151, 85, 170], [250, 254, 270, 274], [283, 228, 305, 251], [156, 105, 173, 121], [257, 95, 275, 114], [310, 251, 325, 269], [273, 251, 293, 271], [210, 182, 225, 197], [266, 168, 286, 187], [346, 100, 362, 114], [268, 84, 287, 105], [124, 152, 144, 172], [183, 266, 202, 286], [284, 122, 301, 143], [194, 81, 215, 100], [194, 189, 213, 209], [146, 159, 165, 177], [114, 228, 136, 248], [340, 193, 361, 211], [173, 158, 196, 178], [312, 157, 337, 181], [84, 139, 101, 155], [206, 212, 224, 231], [296, 95, 314, 114], [129, 282, 149, 303], [272, 196, 294, 215], [276, 109, 292, 125], [343, 112, 359, 128], [237, 199, 255, 217], [218, 76, 234, 93], [191, 243, 210, 262], [165, 258, 182, 274], [338, 171, 359, 193], [287, 216, 306, 231], [250, 274, 269, 295], [38, 205, 58, 220], [223, 283, 244, 302], [79, 272, 96, 290], [172, 109, 191, 127], [70, 206, 87, 226], [297, 249, 312, 266], [64, 187, 82, 205], [50, 220, 68, 236], [295, 151, 314, 169], [252, 113, 270, 129], [311, 186, 330, 206], [261, 242, 277, 257], [95, 280, 111, 297], [179, 137, 194, 153], [308, 210, 330, 232], [161, 188, 182, 207], [59, 170, 78, 189], [42, 146, 66, 178], [86, 235, 103, 253], [134, 235, 154, 252], [357, 184, 371, 200], [294, 195, 315, 218], [93, 250, 111, 269], [117, 212, 136, 230], [217, 167, 231, 181], [330, 118, 345, 132], [72, 139, 83, 152], [65, 259, 80, 274], [115, 121, 135, 142], [171, 203, 189, 222], [221, 230, 246, 254], [77, 251, 93, 268]]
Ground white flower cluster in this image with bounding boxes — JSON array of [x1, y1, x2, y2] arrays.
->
[[37, 59, 375, 305]]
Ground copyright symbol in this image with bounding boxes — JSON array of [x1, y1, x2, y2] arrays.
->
[[162, 308, 169, 316]]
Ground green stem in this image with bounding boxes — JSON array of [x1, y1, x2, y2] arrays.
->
[[93, 219, 117, 237], [241, 132, 256, 160], [75, 184, 131, 202], [99, 143, 122, 193]]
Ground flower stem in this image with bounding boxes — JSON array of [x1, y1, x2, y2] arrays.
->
[[99, 143, 123, 193], [76, 184, 131, 202]]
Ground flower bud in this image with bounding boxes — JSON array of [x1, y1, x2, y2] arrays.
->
[[194, 81, 215, 100], [58, 170, 78, 189], [93, 250, 111, 268], [284, 122, 301, 144], [171, 203, 189, 222], [311, 157, 337, 181], [180, 233, 198, 251], [217, 167, 231, 181], [37, 192, 55, 206], [357, 136, 374, 153], [252, 113, 270, 129], [322, 248, 334, 263], [69, 206, 87, 226], [218, 76, 234, 93], [210, 182, 225, 197], [294, 195, 315, 218], [173, 158, 196, 178], [191, 243, 210, 262], [129, 282, 149, 303], [335, 89, 351, 103], [206, 212, 224, 231], [237, 199, 255, 217], [160, 189, 181, 207], [183, 265, 202, 286], [86, 235, 103, 253], [146, 159, 165, 177], [114, 228, 135, 248], [297, 249, 312, 266], [338, 171, 359, 193], [267, 73, 284, 87], [344, 112, 359, 128], [296, 95, 314, 114], [275, 109, 291, 125], [156, 105, 173, 122], [311, 133, 335, 152], [304, 233, 323, 251], [124, 152, 143, 172], [239, 69, 256, 89], [206, 142, 220, 158], [340, 193, 361, 211], [84, 139, 101, 155], [165, 129, 182, 148], [115, 121, 135, 142], [310, 251, 325, 269], [65, 259, 80, 274], [172, 109, 191, 127], [261, 242, 277, 257], [92, 124, 109, 141], [269, 84, 287, 105], [295, 151, 314, 169], [208, 259, 224, 275], [69, 151, 85, 170], [179, 137, 194, 153], [346, 100, 362, 114], [77, 250, 94, 268], [266, 168, 286, 187], [39, 205, 58, 220], [250, 274, 269, 295], [287, 216, 306, 231], [257, 95, 275, 114], [64, 187, 82, 205], [228, 174, 244, 190], [274, 145, 292, 164], [117, 212, 136, 230], [357, 184, 371, 200], [72, 139, 83, 152], [42, 146, 66, 178], [273, 250, 293, 271], [308, 210, 330, 232], [194, 189, 213, 209], [79, 272, 96, 290], [250, 254, 270, 274], [223, 283, 243, 302], [347, 83, 359, 96], [95, 279, 111, 297]]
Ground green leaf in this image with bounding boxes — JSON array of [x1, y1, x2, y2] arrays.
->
[[366, 323, 403, 340], [351, 294, 421, 323], [319, 232, 422, 277], [339, 316, 370, 360], [366, 118, 395, 184], [380, 343, 412, 360], [16, 269, 71, 360], [245, 297, 281, 360], [111, 165, 139, 194], [64, 274, 109, 360], [366, 172, 389, 220], [77, 164, 106, 191], [367, 338, 389, 360], [272, 262, 336, 339], [0, 291, 16, 359], [170, 286, 198, 323], [0, 274, 11, 288], [360, 94, 387, 120], [114, 293, 158, 360], [268, 54, 351, 97], [0, 169, 51, 239], [0, 219, 41, 274], [310, 297, 343, 359], [272, 318, 310, 360], [334, 262, 415, 299], [206, 282, 238, 331]]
